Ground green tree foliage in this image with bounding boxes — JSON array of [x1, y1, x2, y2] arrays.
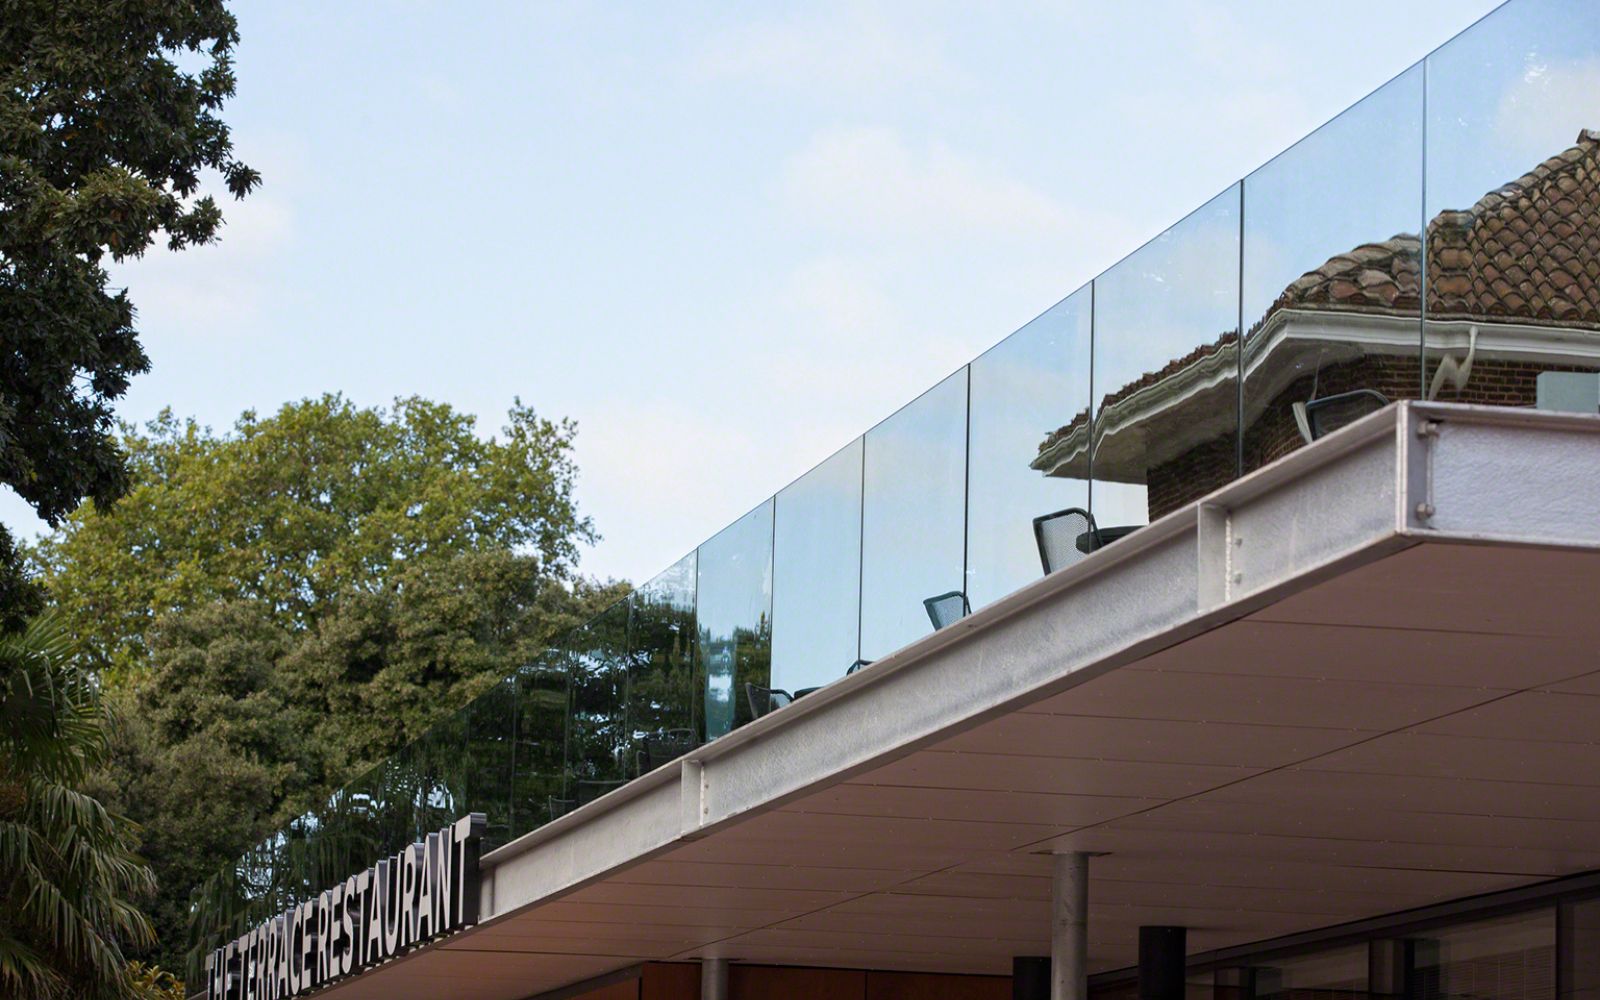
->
[[0, 0, 258, 622], [0, 615, 157, 1000], [38, 394, 619, 972], [34, 394, 594, 681]]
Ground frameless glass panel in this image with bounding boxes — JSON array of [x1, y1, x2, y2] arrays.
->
[[1243, 66, 1423, 470], [696, 501, 774, 740], [377, 737, 428, 849], [1411, 909, 1555, 1000], [860, 368, 969, 660], [771, 438, 863, 695], [628, 553, 698, 774], [565, 605, 630, 805], [513, 645, 571, 833], [1425, 0, 1600, 414], [312, 782, 375, 901], [409, 710, 464, 842], [1249, 944, 1367, 1000], [1093, 185, 1241, 530], [455, 677, 516, 850], [969, 286, 1092, 605]]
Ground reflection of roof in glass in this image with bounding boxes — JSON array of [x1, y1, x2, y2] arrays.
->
[[1033, 128, 1600, 465]]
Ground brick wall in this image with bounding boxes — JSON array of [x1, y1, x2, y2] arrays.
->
[[1142, 354, 1594, 521]]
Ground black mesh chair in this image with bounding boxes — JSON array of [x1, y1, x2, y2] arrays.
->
[[745, 683, 793, 719], [1293, 389, 1389, 443], [922, 590, 970, 630], [1033, 507, 1099, 574], [637, 728, 697, 774]]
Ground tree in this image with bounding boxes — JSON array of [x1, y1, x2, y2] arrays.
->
[[0, 614, 157, 1000], [33, 394, 595, 681], [0, 0, 258, 619], [86, 602, 309, 972], [94, 566, 624, 976], [37, 394, 615, 972]]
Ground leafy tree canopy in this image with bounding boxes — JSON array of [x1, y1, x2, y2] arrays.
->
[[33, 393, 595, 681], [0, 0, 258, 625], [42, 394, 621, 972]]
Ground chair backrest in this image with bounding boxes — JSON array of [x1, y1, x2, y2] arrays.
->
[[1296, 388, 1390, 443], [744, 682, 792, 718], [1033, 507, 1096, 574], [922, 590, 970, 630], [576, 779, 624, 806], [639, 728, 697, 772]]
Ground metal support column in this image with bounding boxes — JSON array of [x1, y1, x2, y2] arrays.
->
[[1053, 852, 1090, 1000], [702, 957, 728, 1000], [1138, 926, 1187, 1000]]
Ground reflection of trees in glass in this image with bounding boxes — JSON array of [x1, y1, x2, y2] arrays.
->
[[701, 614, 772, 736], [566, 608, 631, 786], [628, 576, 697, 766], [513, 655, 570, 833]]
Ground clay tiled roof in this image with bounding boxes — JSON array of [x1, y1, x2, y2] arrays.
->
[[1271, 128, 1600, 327], [1429, 128, 1600, 326], [1034, 128, 1600, 460]]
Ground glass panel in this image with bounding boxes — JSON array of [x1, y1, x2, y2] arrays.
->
[[512, 645, 571, 832], [456, 678, 516, 850], [1411, 909, 1556, 1000], [1242, 66, 1424, 470], [628, 554, 698, 773], [1093, 185, 1241, 530], [1425, 0, 1600, 413], [860, 368, 969, 660], [565, 605, 630, 806], [1250, 944, 1367, 1000], [969, 286, 1092, 605], [696, 501, 774, 740], [772, 438, 863, 694]]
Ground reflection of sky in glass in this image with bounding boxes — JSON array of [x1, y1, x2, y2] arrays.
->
[[860, 369, 967, 660], [1428, 0, 1600, 220], [967, 287, 1090, 608], [696, 501, 773, 739], [772, 438, 862, 693], [1093, 186, 1240, 528], [1242, 65, 1422, 332]]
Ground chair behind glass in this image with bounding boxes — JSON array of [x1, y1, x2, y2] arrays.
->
[[922, 590, 971, 630], [744, 683, 793, 719], [1032, 507, 1098, 575]]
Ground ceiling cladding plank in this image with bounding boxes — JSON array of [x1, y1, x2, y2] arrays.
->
[[934, 713, 1381, 765], [1120, 619, 1597, 689]]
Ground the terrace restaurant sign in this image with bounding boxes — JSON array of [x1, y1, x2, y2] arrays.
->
[[205, 813, 486, 1000]]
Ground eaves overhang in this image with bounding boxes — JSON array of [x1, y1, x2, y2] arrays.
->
[[305, 401, 1600, 998]]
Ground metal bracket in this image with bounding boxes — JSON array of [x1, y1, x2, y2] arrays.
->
[[1196, 502, 1234, 612]]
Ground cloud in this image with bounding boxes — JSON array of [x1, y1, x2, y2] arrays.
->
[[778, 126, 1076, 242], [1493, 56, 1600, 159], [109, 138, 303, 339], [691, 5, 957, 93]]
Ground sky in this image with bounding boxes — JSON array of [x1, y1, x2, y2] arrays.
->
[[2, 0, 1509, 586]]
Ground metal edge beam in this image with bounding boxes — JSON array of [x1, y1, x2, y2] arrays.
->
[[478, 402, 1600, 925]]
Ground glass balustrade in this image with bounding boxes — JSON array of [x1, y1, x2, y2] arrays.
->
[[191, 0, 1600, 969]]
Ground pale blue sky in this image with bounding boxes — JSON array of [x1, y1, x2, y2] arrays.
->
[[4, 0, 1508, 584]]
